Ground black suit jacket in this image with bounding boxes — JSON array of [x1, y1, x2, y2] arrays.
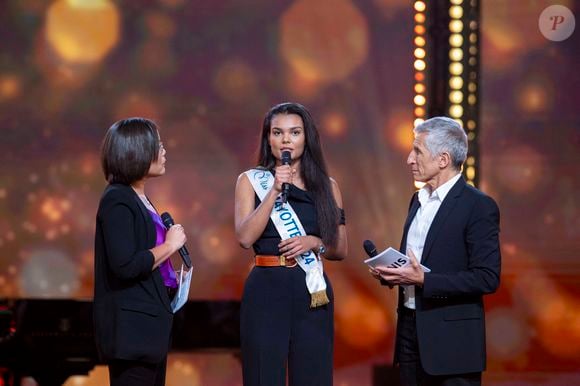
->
[[93, 183, 173, 363], [395, 177, 501, 376]]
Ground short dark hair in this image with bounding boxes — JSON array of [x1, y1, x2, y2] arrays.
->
[[100, 117, 160, 184]]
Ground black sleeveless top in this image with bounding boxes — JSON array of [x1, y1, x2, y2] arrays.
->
[[252, 184, 345, 255]]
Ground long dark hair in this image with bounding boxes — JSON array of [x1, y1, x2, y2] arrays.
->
[[257, 102, 340, 247]]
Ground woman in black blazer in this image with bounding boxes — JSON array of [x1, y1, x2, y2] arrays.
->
[[94, 118, 187, 386]]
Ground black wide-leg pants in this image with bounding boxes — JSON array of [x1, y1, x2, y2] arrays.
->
[[241, 266, 334, 386]]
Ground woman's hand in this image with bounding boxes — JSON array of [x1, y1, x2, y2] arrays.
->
[[278, 235, 320, 259], [165, 224, 187, 253], [273, 164, 293, 192], [150, 223, 187, 270]]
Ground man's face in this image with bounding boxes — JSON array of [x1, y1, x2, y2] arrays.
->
[[407, 132, 441, 185]]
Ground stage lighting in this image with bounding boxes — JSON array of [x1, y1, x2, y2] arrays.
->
[[412, 0, 480, 186], [413, 1, 428, 126]]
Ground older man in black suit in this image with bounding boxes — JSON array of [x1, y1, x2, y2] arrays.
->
[[372, 117, 501, 386]]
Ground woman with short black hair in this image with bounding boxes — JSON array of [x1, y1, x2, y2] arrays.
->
[[94, 117, 187, 386]]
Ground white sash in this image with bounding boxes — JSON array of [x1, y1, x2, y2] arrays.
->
[[245, 169, 329, 307]]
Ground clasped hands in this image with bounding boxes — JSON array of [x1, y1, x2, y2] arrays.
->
[[369, 249, 425, 287]]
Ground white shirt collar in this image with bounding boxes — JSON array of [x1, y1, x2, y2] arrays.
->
[[418, 172, 462, 205]]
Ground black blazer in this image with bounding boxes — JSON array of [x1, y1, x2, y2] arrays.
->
[[93, 183, 174, 363], [395, 177, 501, 376]]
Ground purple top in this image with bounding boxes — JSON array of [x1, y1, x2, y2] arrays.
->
[[148, 209, 178, 289]]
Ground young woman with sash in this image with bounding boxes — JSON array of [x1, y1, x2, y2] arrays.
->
[[94, 118, 187, 386], [235, 102, 348, 386]]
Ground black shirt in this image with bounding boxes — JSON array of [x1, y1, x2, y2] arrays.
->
[[252, 184, 345, 255]]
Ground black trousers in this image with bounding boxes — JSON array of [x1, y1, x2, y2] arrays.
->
[[398, 307, 481, 386], [241, 266, 334, 386], [108, 358, 167, 386]]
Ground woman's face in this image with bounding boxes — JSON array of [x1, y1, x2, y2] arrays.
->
[[147, 140, 166, 177], [268, 113, 306, 163]]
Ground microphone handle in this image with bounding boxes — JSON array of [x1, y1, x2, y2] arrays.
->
[[280, 150, 292, 204], [282, 182, 290, 203], [160, 212, 192, 268], [178, 245, 192, 268]]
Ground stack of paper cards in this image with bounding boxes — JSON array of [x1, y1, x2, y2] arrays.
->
[[364, 247, 431, 272]]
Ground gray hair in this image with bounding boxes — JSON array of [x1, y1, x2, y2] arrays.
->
[[414, 117, 468, 169]]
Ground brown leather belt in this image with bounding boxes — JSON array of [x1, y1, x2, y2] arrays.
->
[[255, 255, 297, 267]]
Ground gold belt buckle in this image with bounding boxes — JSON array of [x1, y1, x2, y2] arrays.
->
[[280, 255, 297, 268]]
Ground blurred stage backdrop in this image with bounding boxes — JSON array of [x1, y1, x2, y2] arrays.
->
[[0, 0, 579, 385]]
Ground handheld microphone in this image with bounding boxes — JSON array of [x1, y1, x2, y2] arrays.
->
[[160, 212, 192, 268], [281, 150, 292, 204], [363, 239, 393, 288], [363, 239, 378, 257]]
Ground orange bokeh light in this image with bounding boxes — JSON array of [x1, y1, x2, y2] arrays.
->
[[0, 74, 21, 100], [385, 108, 414, 153], [199, 223, 239, 265], [40, 197, 71, 222], [414, 36, 425, 47], [516, 80, 552, 114], [414, 25, 425, 35], [81, 154, 98, 175], [321, 111, 348, 138], [336, 292, 390, 349], [508, 250, 580, 361], [213, 59, 259, 104], [285, 68, 323, 101], [280, 0, 369, 84], [145, 11, 176, 39], [45, 0, 120, 64], [34, 32, 100, 89], [414, 107, 425, 117]]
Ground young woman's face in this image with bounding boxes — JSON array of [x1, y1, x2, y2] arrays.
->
[[268, 113, 306, 163], [147, 139, 166, 177]]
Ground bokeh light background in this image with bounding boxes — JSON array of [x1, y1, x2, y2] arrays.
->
[[0, 0, 578, 385]]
